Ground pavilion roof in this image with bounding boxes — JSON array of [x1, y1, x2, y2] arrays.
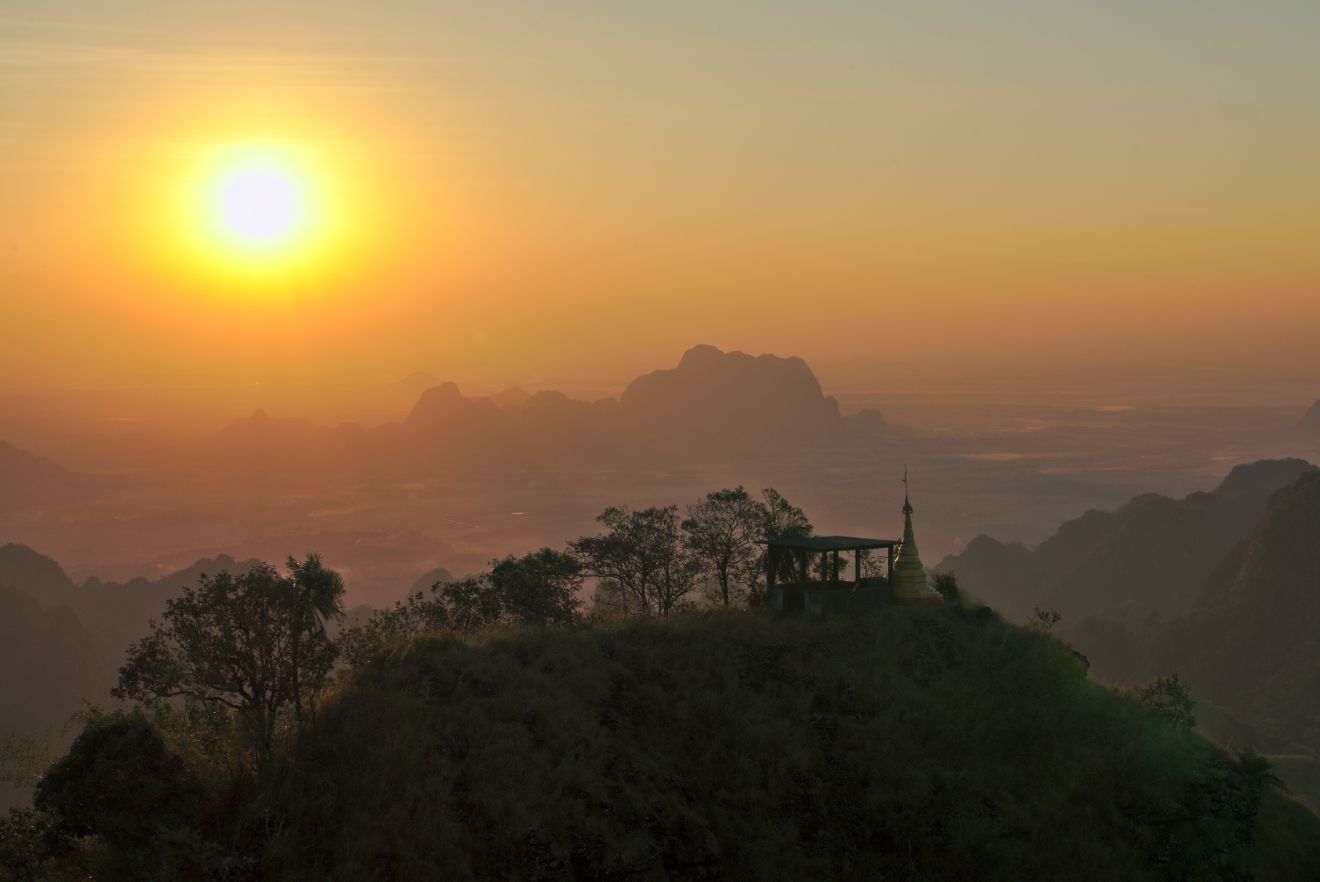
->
[[758, 535, 900, 552]]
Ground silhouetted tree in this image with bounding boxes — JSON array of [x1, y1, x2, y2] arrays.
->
[[931, 572, 960, 604], [0, 808, 60, 882], [572, 506, 700, 616], [436, 549, 585, 634], [488, 548, 583, 626], [286, 554, 345, 722], [682, 487, 765, 607], [340, 549, 582, 663], [1028, 606, 1061, 632], [34, 710, 208, 881], [1136, 673, 1196, 731], [750, 488, 813, 600], [339, 587, 451, 670], [114, 561, 342, 757]]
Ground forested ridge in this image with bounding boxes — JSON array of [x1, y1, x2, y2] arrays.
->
[[3, 486, 1320, 880]]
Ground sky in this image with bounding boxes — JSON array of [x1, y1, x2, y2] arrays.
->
[[2, 1, 1318, 398]]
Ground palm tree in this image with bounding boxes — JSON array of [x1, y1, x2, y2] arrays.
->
[[286, 554, 345, 722]]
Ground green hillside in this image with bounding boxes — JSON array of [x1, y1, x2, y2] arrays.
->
[[264, 606, 1320, 881]]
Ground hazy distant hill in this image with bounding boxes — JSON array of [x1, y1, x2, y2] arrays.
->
[[0, 548, 262, 741], [0, 542, 77, 607], [1298, 399, 1320, 435], [1165, 471, 1320, 752], [620, 344, 845, 449], [937, 459, 1317, 621], [201, 346, 892, 480], [0, 585, 101, 734], [940, 461, 1320, 805], [0, 441, 92, 510]]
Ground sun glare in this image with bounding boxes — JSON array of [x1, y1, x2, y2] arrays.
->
[[190, 144, 328, 270], [213, 162, 304, 248]]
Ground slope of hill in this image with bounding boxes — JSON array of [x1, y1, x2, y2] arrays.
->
[[265, 608, 1320, 881], [0, 585, 104, 810], [0, 543, 77, 608], [938, 459, 1317, 621], [1166, 470, 1320, 752]]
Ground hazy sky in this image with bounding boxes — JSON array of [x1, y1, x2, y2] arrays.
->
[[3, 1, 1318, 397]]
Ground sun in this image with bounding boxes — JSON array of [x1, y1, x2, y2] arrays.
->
[[207, 151, 310, 255], [193, 144, 325, 266], [214, 162, 304, 248]]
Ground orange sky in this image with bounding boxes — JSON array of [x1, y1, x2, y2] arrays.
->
[[2, 2, 1318, 399]]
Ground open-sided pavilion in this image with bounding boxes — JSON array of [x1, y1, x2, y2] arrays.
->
[[759, 534, 902, 614]]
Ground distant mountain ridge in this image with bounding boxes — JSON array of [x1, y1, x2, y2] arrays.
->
[[0, 441, 93, 510], [1297, 399, 1320, 435], [201, 345, 892, 480], [937, 458, 1317, 621], [938, 459, 1320, 805]]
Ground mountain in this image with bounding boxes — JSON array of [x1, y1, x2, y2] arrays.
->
[[620, 344, 846, 449], [407, 565, 454, 595], [937, 459, 1318, 621], [1298, 399, 1320, 435], [0, 441, 91, 510], [939, 462, 1320, 806], [202, 346, 892, 479], [76, 553, 261, 661], [0, 585, 102, 735], [489, 386, 531, 411], [0, 542, 77, 607], [1165, 470, 1320, 749], [0, 548, 263, 729], [0, 584, 105, 809], [265, 608, 1320, 880]]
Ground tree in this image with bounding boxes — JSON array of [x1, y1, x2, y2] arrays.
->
[[931, 572, 960, 604], [339, 587, 451, 670], [114, 561, 343, 757], [488, 548, 583, 626], [433, 549, 584, 634], [751, 488, 814, 600], [286, 554, 345, 722], [33, 710, 210, 881], [1136, 673, 1196, 732], [682, 486, 765, 607], [340, 549, 583, 667], [0, 808, 61, 882], [1028, 606, 1061, 632], [572, 506, 701, 616]]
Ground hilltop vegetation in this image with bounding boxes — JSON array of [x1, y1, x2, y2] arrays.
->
[[265, 607, 1320, 882], [8, 603, 1320, 880]]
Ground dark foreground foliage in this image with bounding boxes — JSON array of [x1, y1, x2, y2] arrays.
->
[[264, 607, 1320, 881]]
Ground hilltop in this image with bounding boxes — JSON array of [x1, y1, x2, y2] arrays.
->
[[263, 607, 1320, 881]]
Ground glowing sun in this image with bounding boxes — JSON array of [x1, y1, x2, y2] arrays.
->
[[198, 146, 322, 262]]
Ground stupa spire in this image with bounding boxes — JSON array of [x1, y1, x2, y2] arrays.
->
[[892, 466, 938, 603]]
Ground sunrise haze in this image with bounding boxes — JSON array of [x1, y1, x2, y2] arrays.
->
[[3, 1, 1318, 396]]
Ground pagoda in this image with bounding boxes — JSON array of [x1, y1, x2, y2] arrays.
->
[[892, 469, 942, 605]]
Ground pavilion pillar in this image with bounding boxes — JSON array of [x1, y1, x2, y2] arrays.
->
[[820, 551, 828, 584], [854, 550, 861, 584], [887, 546, 895, 583], [831, 550, 839, 583]]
